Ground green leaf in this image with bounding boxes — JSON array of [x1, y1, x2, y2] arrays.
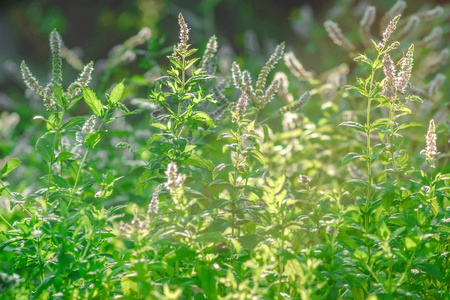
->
[[353, 248, 368, 260], [208, 179, 233, 187], [394, 122, 422, 133], [429, 198, 439, 217], [0, 158, 21, 178], [67, 95, 82, 109], [381, 192, 394, 210], [31, 275, 55, 300], [372, 59, 383, 70], [195, 232, 224, 243], [339, 121, 365, 132], [198, 265, 217, 299], [417, 262, 443, 281], [36, 137, 54, 163], [192, 111, 215, 127], [83, 87, 104, 118], [109, 82, 125, 104], [371, 118, 391, 129], [61, 116, 86, 130], [405, 236, 418, 250], [371, 143, 387, 161], [85, 132, 105, 148], [89, 167, 102, 184], [185, 57, 201, 70], [121, 276, 138, 297], [247, 120, 255, 132], [151, 122, 169, 131], [345, 179, 368, 187], [53, 84, 66, 108], [51, 175, 69, 188], [341, 152, 364, 167], [249, 149, 265, 166], [56, 152, 74, 162]]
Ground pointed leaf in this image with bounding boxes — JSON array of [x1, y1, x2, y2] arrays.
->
[[83, 87, 104, 118], [61, 116, 86, 130], [36, 137, 54, 163], [339, 121, 365, 132], [0, 158, 21, 178], [109, 82, 125, 104], [394, 122, 422, 133], [192, 111, 215, 127], [56, 152, 75, 162], [85, 132, 105, 148], [342, 152, 364, 167]]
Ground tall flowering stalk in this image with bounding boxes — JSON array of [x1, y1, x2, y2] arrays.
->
[[382, 44, 415, 201], [420, 120, 440, 168], [231, 43, 285, 110], [21, 29, 94, 202], [345, 15, 401, 231]]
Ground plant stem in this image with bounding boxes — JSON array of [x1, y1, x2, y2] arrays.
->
[[45, 109, 65, 202], [0, 179, 32, 217], [0, 212, 14, 229], [69, 112, 108, 209], [364, 52, 381, 230], [389, 105, 403, 203], [45, 132, 59, 202]]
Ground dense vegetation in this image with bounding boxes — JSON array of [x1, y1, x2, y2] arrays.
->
[[0, 1, 449, 299]]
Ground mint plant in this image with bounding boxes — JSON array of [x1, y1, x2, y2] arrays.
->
[[0, 4, 449, 299]]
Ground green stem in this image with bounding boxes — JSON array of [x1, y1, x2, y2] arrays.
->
[[230, 121, 244, 263], [0, 212, 14, 230], [69, 112, 108, 208], [45, 132, 59, 202], [277, 214, 286, 297], [45, 109, 65, 202], [0, 179, 32, 217], [364, 52, 381, 230], [69, 147, 90, 207], [389, 105, 403, 203]]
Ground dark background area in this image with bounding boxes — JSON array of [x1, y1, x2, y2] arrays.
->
[[0, 0, 448, 116]]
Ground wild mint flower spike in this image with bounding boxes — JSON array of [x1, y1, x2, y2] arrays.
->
[[76, 115, 96, 144], [324, 20, 356, 52], [416, 26, 442, 48], [42, 83, 56, 111], [420, 119, 440, 168], [283, 51, 313, 81], [418, 5, 444, 21], [123, 27, 151, 49], [396, 44, 414, 94], [231, 61, 244, 90], [381, 44, 414, 100], [201, 35, 218, 74], [396, 16, 419, 41], [381, 54, 397, 100], [148, 193, 159, 215], [172, 13, 190, 58], [277, 91, 310, 115], [360, 6, 376, 46], [274, 72, 293, 102], [259, 79, 280, 109], [20, 61, 45, 96], [233, 92, 249, 122], [379, 0, 406, 34], [21, 29, 95, 110], [65, 61, 94, 99], [378, 14, 401, 49], [427, 73, 445, 98], [164, 162, 186, 190], [50, 29, 63, 86], [255, 42, 285, 94]]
